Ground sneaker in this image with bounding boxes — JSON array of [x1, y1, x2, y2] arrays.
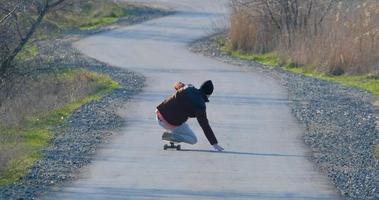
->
[[162, 132, 172, 141]]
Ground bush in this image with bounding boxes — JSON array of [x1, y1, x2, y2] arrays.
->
[[229, 0, 379, 75]]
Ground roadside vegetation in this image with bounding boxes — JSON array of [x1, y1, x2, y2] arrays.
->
[[1, 0, 146, 75], [226, 0, 379, 156], [43, 0, 142, 32], [227, 0, 379, 148], [0, 0, 138, 186], [0, 69, 119, 186], [229, 0, 379, 75], [222, 42, 379, 96]]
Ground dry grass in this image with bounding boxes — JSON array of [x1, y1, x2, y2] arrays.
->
[[229, 10, 265, 53], [0, 69, 118, 183], [229, 5, 278, 54], [290, 1, 379, 75], [0, 142, 25, 174], [229, 0, 379, 75], [0, 70, 97, 126]]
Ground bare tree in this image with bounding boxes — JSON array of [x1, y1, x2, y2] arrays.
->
[[0, 0, 67, 76], [230, 0, 337, 50]]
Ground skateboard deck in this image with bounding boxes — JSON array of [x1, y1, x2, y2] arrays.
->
[[162, 132, 181, 150]]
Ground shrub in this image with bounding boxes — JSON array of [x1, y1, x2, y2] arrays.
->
[[229, 0, 379, 75]]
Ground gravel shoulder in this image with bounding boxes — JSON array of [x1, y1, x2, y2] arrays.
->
[[0, 6, 170, 200], [189, 33, 379, 200]]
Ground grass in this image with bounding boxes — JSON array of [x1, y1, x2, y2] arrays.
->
[[15, 43, 39, 61], [24, 1, 135, 43], [0, 0, 127, 186], [228, 50, 279, 67], [79, 17, 118, 30], [0, 69, 119, 186], [284, 66, 379, 96], [221, 43, 379, 97], [45, 0, 132, 32], [218, 37, 279, 68], [0, 128, 49, 186], [16, 1, 136, 61]]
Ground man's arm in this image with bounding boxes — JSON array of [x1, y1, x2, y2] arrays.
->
[[196, 110, 218, 145]]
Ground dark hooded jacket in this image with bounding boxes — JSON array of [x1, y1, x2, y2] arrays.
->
[[156, 86, 218, 145]]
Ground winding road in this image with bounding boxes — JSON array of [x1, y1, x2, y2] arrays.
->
[[47, 0, 340, 199]]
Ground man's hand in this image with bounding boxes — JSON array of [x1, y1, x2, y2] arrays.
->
[[174, 81, 185, 91], [212, 143, 224, 152]]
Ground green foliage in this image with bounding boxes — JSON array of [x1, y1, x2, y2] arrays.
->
[[0, 69, 119, 186], [284, 66, 379, 96], [229, 50, 279, 67], [79, 17, 118, 30], [218, 37, 279, 68]]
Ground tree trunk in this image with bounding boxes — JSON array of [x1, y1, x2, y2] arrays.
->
[[0, 7, 47, 74]]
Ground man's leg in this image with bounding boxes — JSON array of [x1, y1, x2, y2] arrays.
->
[[171, 123, 197, 145], [156, 113, 177, 141], [156, 112, 197, 144]]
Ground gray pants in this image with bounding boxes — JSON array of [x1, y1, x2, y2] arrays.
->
[[156, 117, 197, 145]]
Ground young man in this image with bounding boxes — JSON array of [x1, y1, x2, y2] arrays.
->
[[156, 80, 224, 151]]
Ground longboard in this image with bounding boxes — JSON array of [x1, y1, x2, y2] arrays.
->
[[163, 142, 181, 150]]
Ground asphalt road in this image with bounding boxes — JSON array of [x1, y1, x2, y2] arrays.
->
[[46, 0, 340, 199]]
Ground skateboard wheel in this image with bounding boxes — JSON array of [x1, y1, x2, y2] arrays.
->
[[176, 145, 181, 150], [163, 144, 168, 150]]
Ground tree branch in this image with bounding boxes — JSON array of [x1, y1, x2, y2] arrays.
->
[[319, 0, 334, 24], [263, 0, 282, 30], [0, 3, 21, 24], [47, 0, 66, 10]]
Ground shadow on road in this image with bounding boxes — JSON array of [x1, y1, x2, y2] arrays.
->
[[52, 186, 334, 199], [179, 149, 309, 158]]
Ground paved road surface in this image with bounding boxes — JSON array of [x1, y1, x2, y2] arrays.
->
[[46, 0, 340, 199]]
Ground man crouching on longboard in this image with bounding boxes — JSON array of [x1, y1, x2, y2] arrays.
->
[[156, 80, 224, 151]]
